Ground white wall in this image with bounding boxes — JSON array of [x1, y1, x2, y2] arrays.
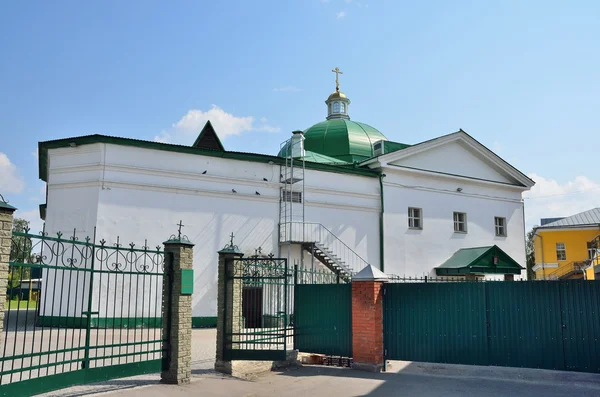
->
[[44, 143, 381, 318], [382, 168, 527, 279]]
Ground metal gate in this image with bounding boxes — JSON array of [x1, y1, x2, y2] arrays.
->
[[384, 280, 600, 373], [0, 229, 169, 397], [223, 256, 292, 361]]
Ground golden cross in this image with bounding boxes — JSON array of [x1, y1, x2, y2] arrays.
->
[[331, 67, 343, 91]]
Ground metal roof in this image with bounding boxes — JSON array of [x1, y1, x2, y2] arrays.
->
[[278, 119, 389, 163], [435, 245, 523, 276], [538, 208, 600, 228]]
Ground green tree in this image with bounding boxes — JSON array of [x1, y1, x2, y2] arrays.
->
[[8, 218, 32, 289], [525, 228, 536, 280]]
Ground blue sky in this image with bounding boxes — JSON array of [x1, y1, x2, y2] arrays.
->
[[1, 0, 599, 231]]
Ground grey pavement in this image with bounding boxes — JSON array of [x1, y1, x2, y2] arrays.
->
[[28, 329, 600, 397]]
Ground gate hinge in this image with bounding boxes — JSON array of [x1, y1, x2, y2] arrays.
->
[[384, 349, 387, 357], [383, 288, 386, 295]]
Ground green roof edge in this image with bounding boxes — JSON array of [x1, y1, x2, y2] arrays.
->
[[38, 134, 381, 182]]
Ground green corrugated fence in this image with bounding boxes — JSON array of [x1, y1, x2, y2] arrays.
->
[[384, 280, 600, 374], [294, 284, 352, 357]]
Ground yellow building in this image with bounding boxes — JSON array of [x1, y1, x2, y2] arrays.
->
[[533, 208, 600, 280]]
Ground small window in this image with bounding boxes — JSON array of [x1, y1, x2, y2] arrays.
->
[[587, 242, 596, 260], [408, 207, 422, 229], [556, 243, 567, 261], [340, 102, 345, 113], [282, 191, 302, 203], [453, 212, 467, 233], [494, 217, 507, 237], [333, 102, 341, 113]]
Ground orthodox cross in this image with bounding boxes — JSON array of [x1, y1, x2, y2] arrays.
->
[[177, 220, 185, 240], [229, 232, 235, 246], [331, 67, 343, 92]]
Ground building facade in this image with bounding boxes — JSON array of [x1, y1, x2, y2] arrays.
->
[[533, 208, 600, 280], [37, 73, 534, 325]]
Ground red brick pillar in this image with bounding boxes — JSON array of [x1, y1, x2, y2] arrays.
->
[[351, 265, 388, 372]]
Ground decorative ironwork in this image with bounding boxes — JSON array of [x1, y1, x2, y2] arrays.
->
[[2, 227, 169, 394], [167, 220, 191, 243], [10, 230, 164, 274], [221, 232, 240, 252]]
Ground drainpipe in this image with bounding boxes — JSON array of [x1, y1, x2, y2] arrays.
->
[[533, 230, 545, 280], [379, 173, 386, 272]]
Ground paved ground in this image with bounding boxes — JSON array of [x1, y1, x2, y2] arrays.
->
[[24, 329, 600, 397]]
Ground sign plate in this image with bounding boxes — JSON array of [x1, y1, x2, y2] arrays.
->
[[181, 269, 194, 295]]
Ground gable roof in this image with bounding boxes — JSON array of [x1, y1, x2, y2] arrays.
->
[[361, 129, 535, 188], [192, 121, 224, 151], [537, 208, 600, 229], [435, 245, 524, 276], [37, 134, 380, 182]]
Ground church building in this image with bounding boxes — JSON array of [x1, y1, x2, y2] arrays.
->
[[37, 69, 534, 325]]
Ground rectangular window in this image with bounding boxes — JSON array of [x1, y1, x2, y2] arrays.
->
[[494, 217, 507, 237], [281, 191, 302, 203], [453, 212, 467, 233], [587, 242, 596, 260], [556, 243, 567, 261], [408, 207, 422, 229]]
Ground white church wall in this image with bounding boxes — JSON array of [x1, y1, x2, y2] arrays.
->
[[86, 144, 380, 319], [40, 146, 103, 321], [388, 140, 515, 185], [382, 169, 527, 280]]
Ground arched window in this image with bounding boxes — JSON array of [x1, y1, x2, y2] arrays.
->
[[340, 102, 345, 113], [333, 102, 341, 113]]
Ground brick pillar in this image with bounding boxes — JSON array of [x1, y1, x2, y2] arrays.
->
[[161, 237, 194, 385], [0, 200, 17, 345], [214, 243, 243, 373], [351, 265, 388, 372]]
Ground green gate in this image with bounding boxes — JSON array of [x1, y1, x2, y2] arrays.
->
[[384, 280, 600, 373], [294, 283, 352, 357], [0, 229, 169, 396], [223, 256, 292, 361]]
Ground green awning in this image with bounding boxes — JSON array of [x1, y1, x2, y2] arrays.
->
[[435, 245, 524, 276]]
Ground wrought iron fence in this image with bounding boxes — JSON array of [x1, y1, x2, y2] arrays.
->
[[1, 228, 167, 395]]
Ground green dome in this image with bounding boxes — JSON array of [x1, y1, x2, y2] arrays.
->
[[279, 119, 387, 163]]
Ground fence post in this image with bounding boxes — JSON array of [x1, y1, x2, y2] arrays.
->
[[214, 236, 244, 374], [351, 264, 388, 372], [0, 197, 16, 345], [161, 231, 195, 385]]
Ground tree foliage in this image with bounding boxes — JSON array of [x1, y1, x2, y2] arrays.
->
[[8, 218, 32, 289], [525, 228, 536, 280]]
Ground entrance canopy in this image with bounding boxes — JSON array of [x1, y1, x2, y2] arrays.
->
[[435, 245, 523, 276]]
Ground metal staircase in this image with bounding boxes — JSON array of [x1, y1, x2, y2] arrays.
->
[[280, 221, 370, 281], [278, 132, 370, 282]]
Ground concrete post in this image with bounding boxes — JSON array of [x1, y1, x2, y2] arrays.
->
[[0, 199, 17, 344], [351, 265, 388, 373], [161, 236, 194, 385], [214, 242, 243, 373]]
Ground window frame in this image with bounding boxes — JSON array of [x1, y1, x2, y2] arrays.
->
[[494, 216, 507, 237], [453, 212, 468, 233], [333, 102, 341, 113], [281, 191, 302, 203], [408, 207, 423, 230], [556, 242, 567, 261]]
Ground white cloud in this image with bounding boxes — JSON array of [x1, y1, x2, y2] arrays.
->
[[336, 11, 346, 19], [272, 86, 303, 92], [523, 173, 600, 230], [0, 152, 25, 194], [14, 209, 44, 234], [154, 105, 280, 144]]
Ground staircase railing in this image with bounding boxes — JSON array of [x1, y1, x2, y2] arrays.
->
[[547, 260, 589, 280], [279, 221, 370, 273]]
